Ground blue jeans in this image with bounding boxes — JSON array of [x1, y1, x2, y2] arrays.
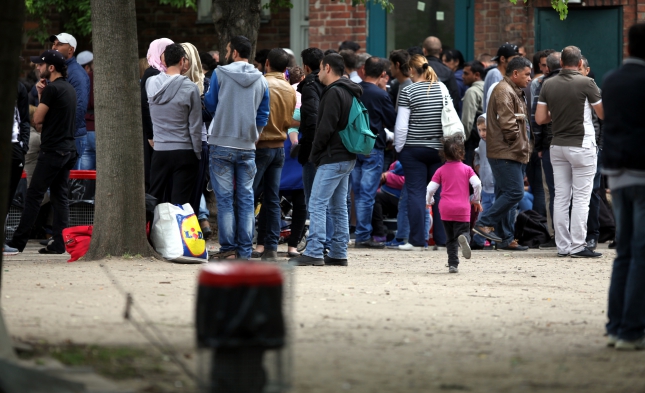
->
[[198, 194, 209, 221], [304, 160, 355, 259], [606, 185, 645, 341], [518, 192, 534, 212], [526, 150, 545, 217], [541, 148, 556, 231], [351, 149, 384, 242], [473, 191, 495, 246], [253, 147, 285, 251], [302, 161, 333, 249], [398, 146, 445, 247], [209, 145, 256, 259], [476, 158, 524, 248], [79, 131, 96, 170], [396, 185, 430, 242], [73, 135, 87, 170]]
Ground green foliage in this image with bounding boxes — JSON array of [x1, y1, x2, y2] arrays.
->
[[25, 0, 196, 42], [508, 0, 568, 20]]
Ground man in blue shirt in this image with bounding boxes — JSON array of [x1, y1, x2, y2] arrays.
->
[[354, 57, 396, 248], [50, 33, 89, 168]]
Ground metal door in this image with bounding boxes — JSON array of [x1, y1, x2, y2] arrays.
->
[[535, 7, 622, 85]]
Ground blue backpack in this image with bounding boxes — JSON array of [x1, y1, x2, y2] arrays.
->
[[333, 86, 375, 155]]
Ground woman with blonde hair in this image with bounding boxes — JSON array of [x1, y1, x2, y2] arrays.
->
[[181, 42, 214, 238], [394, 54, 451, 250]]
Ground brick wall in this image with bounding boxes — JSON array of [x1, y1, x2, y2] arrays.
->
[[19, 1, 292, 76], [308, 0, 367, 52], [474, 0, 533, 57], [474, 0, 645, 59]]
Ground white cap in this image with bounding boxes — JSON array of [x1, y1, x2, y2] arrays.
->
[[77, 51, 93, 66], [49, 33, 77, 49]]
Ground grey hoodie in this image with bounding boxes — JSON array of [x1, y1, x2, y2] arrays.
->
[[147, 73, 202, 158], [205, 62, 270, 150]]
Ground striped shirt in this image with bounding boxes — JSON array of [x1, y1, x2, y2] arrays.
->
[[398, 81, 444, 149]]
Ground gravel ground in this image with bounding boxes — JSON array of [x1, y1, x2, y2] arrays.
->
[[2, 241, 644, 393]]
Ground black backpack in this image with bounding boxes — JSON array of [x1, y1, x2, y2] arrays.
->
[[514, 210, 550, 248]]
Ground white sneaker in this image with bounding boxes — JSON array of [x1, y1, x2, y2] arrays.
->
[[398, 243, 428, 251], [458, 235, 471, 259], [615, 336, 645, 351], [607, 334, 619, 347], [3, 245, 19, 256]]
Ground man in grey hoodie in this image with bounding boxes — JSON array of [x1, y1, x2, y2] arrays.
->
[[147, 43, 202, 212], [204, 36, 270, 260]]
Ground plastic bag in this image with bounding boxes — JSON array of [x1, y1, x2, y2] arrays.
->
[[63, 225, 93, 262], [151, 203, 207, 263]]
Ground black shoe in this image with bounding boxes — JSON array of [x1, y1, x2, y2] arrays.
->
[[586, 238, 598, 251], [571, 247, 602, 258], [500, 240, 528, 251], [324, 255, 348, 266], [251, 250, 263, 258], [539, 238, 557, 249], [557, 252, 569, 257], [201, 226, 213, 241], [40, 238, 53, 246], [287, 251, 301, 258], [608, 240, 617, 249], [355, 239, 385, 249], [472, 226, 502, 243], [289, 255, 324, 266], [261, 250, 279, 261], [38, 246, 64, 254]]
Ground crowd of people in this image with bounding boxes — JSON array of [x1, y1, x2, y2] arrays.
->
[[2, 20, 645, 350]]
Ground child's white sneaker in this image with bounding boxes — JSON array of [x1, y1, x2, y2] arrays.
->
[[458, 235, 471, 259]]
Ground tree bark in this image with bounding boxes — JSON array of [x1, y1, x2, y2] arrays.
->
[[85, 0, 156, 259], [0, 0, 25, 360], [212, 0, 262, 60]]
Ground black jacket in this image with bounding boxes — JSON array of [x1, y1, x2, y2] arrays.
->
[[309, 78, 361, 166], [141, 67, 160, 140], [297, 70, 325, 165], [16, 82, 30, 153], [532, 68, 560, 152], [426, 56, 461, 113], [602, 59, 645, 171]]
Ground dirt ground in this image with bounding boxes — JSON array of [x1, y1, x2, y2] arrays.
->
[[2, 241, 645, 393]]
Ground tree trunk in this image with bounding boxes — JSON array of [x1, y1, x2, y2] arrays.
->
[[212, 0, 262, 60], [85, 0, 156, 259], [0, 0, 25, 360]]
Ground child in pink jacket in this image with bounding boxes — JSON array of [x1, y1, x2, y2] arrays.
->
[[426, 136, 482, 273]]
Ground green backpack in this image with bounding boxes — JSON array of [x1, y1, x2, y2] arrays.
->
[[333, 86, 375, 155]]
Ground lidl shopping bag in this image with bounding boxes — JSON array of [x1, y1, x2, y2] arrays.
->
[[151, 203, 208, 263]]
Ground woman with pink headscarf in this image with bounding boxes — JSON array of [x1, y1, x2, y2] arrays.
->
[[141, 38, 173, 191]]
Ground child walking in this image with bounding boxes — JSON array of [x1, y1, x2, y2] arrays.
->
[[426, 136, 482, 273]]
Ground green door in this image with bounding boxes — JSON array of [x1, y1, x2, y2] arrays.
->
[[535, 7, 622, 86]]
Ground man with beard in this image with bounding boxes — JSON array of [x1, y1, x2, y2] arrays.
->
[[204, 36, 270, 260], [7, 50, 77, 254]]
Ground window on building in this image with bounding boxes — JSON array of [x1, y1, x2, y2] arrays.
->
[[197, 0, 212, 23], [386, 0, 455, 53]]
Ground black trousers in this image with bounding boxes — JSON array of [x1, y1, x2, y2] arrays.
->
[[149, 149, 199, 213], [7, 143, 25, 213], [190, 141, 210, 213], [443, 221, 471, 267], [256, 189, 307, 249], [143, 133, 154, 192], [371, 190, 399, 237], [10, 150, 77, 252]]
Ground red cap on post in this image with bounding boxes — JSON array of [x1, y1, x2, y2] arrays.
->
[[199, 263, 283, 287]]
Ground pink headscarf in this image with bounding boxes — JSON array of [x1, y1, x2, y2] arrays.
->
[[147, 38, 174, 72]]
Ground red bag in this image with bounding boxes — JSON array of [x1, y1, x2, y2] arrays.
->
[[63, 225, 93, 262]]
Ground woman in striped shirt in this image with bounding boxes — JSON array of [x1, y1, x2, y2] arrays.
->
[[394, 54, 448, 249]]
